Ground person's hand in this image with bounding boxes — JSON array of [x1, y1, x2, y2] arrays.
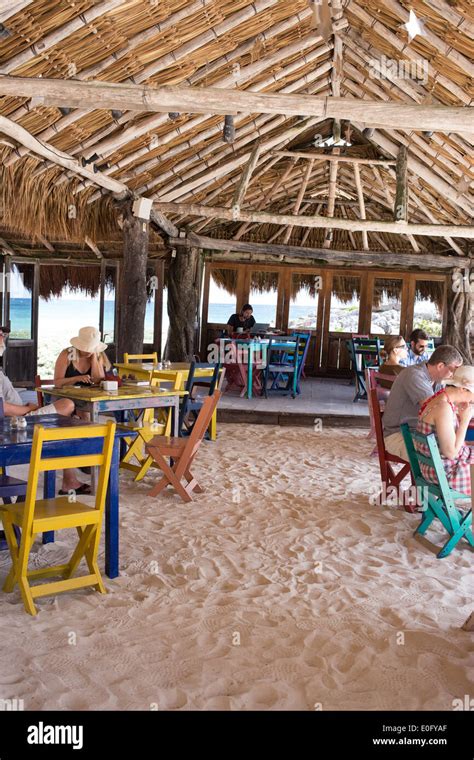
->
[[24, 402, 39, 413], [458, 402, 473, 423], [79, 374, 92, 384]]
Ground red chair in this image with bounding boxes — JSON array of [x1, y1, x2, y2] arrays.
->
[[34, 375, 54, 406], [370, 388, 417, 514]]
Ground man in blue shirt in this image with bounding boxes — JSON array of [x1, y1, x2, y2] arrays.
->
[[400, 328, 433, 366]]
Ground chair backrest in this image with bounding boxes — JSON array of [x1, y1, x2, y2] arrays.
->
[[124, 352, 158, 364], [182, 391, 221, 459], [268, 336, 299, 365], [21, 422, 116, 535], [370, 388, 387, 466], [35, 374, 54, 406], [290, 332, 311, 374], [186, 362, 221, 396], [401, 422, 456, 508]]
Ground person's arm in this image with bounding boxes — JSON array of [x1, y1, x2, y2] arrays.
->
[[248, 316, 256, 328], [4, 400, 39, 416], [434, 403, 470, 460], [225, 316, 235, 336], [405, 368, 434, 408], [90, 352, 106, 382], [54, 350, 91, 387]]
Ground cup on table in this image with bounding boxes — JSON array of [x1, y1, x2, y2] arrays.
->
[[237, 327, 244, 334]]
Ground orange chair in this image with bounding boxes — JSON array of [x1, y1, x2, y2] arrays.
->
[[145, 391, 221, 502]]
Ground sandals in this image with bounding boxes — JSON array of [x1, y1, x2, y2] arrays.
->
[[58, 483, 92, 496]]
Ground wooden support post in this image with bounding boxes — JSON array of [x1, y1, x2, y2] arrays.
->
[[353, 163, 369, 250], [444, 267, 473, 364], [165, 247, 201, 362], [116, 203, 149, 361], [394, 145, 408, 223], [323, 149, 340, 248], [232, 142, 261, 214]]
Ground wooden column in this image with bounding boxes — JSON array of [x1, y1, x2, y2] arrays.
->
[[165, 246, 201, 362], [444, 267, 473, 363], [394, 145, 408, 222], [116, 203, 149, 361], [153, 258, 165, 359]]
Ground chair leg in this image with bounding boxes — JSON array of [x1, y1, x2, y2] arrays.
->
[[2, 516, 21, 593], [17, 532, 37, 616]]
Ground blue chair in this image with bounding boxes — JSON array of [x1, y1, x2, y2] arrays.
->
[[0, 400, 27, 551], [401, 423, 473, 558], [346, 336, 381, 401], [178, 362, 221, 439], [289, 332, 311, 394], [263, 337, 301, 398]]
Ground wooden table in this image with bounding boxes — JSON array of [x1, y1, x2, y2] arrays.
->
[[0, 415, 129, 579], [115, 363, 219, 439], [43, 385, 184, 435], [219, 338, 298, 399]]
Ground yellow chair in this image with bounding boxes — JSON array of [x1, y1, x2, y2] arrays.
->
[[0, 421, 116, 616], [119, 373, 183, 481], [123, 352, 158, 364]]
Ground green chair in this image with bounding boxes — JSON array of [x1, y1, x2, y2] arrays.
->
[[401, 423, 473, 558]]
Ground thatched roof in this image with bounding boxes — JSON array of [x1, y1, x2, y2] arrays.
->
[[0, 0, 472, 286]]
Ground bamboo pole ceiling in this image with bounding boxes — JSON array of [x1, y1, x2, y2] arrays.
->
[[0, 0, 472, 264]]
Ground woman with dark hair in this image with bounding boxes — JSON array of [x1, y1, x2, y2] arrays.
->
[[225, 304, 255, 336]]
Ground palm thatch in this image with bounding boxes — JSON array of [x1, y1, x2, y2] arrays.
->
[[0, 0, 471, 271]]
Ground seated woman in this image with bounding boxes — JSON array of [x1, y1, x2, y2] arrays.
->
[[54, 326, 108, 388], [225, 304, 255, 336], [415, 366, 474, 495], [378, 335, 407, 390]]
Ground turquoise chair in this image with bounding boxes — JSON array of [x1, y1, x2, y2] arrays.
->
[[401, 423, 473, 558]]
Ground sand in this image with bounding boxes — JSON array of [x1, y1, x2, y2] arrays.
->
[[0, 424, 472, 711]]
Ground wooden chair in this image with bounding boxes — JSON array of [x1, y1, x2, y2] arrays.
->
[[347, 337, 381, 401], [146, 391, 221, 503], [0, 421, 116, 615], [401, 423, 473, 557], [34, 374, 54, 406], [123, 352, 158, 364], [263, 337, 300, 398], [118, 375, 182, 481], [366, 367, 395, 444], [370, 388, 416, 513], [178, 362, 221, 438]]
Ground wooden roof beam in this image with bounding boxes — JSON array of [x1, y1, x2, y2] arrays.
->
[[0, 76, 471, 133], [156, 201, 474, 239], [175, 232, 470, 270]]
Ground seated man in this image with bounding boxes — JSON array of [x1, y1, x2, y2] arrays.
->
[[226, 304, 256, 336], [400, 328, 433, 367], [383, 345, 463, 460], [0, 327, 89, 494]]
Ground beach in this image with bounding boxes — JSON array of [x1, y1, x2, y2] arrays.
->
[[0, 424, 471, 711]]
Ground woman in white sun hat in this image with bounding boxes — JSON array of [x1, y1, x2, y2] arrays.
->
[[414, 365, 474, 495], [54, 326, 108, 388]]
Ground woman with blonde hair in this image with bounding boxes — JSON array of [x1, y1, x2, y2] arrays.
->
[[415, 366, 474, 495]]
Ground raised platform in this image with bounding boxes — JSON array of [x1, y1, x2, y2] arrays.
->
[[218, 377, 370, 428]]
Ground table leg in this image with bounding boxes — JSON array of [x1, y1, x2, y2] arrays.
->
[[172, 398, 178, 437], [90, 404, 98, 495], [248, 345, 253, 399], [42, 470, 56, 544], [105, 437, 120, 579]]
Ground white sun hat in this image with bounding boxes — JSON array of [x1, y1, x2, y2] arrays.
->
[[70, 326, 107, 354], [445, 365, 474, 393]]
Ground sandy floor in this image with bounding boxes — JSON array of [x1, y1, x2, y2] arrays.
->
[[0, 424, 472, 711]]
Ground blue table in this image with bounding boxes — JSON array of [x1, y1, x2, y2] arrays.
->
[[0, 415, 129, 579], [220, 338, 298, 398]]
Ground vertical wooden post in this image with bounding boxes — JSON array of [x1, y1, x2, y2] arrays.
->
[[394, 145, 408, 223], [444, 266, 473, 363], [153, 258, 164, 359], [99, 258, 106, 339], [32, 261, 39, 376], [116, 202, 149, 361], [165, 246, 201, 362]]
